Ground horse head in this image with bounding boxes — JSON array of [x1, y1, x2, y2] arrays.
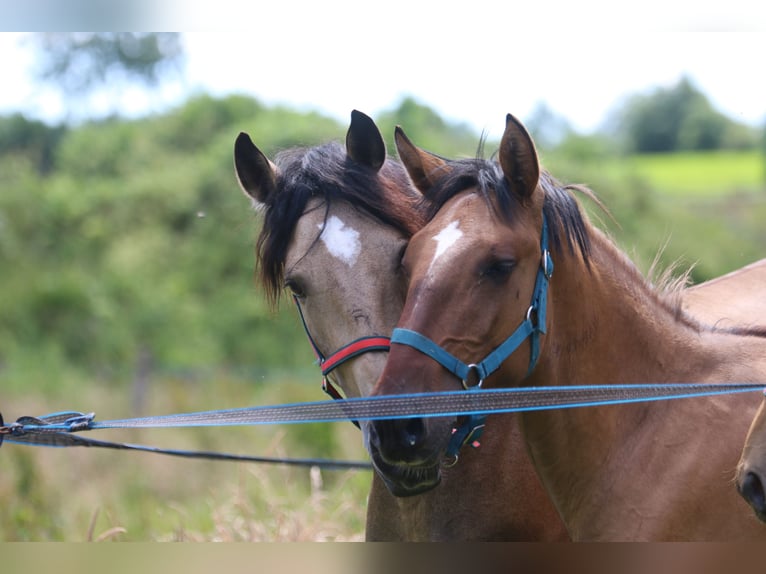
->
[[234, 110, 421, 433], [366, 114, 551, 496]]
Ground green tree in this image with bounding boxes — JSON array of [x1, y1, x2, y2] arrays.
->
[[0, 114, 66, 173], [0, 94, 343, 380], [30, 33, 184, 94], [614, 76, 758, 153], [25, 33, 184, 122], [376, 97, 482, 158]]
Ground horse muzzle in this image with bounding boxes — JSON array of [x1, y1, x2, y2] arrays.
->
[[365, 416, 453, 497], [738, 469, 766, 522]]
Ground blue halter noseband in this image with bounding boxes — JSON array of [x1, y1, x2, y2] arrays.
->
[[389, 215, 553, 457]]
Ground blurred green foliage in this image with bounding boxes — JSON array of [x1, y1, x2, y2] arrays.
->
[[375, 96, 482, 158], [609, 76, 760, 153], [30, 33, 184, 93], [0, 93, 765, 388]]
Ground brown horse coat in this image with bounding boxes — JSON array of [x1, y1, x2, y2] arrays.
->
[[368, 114, 766, 540]]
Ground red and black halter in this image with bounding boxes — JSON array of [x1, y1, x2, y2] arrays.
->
[[293, 295, 390, 402]]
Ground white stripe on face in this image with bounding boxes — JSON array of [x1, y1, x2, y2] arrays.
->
[[429, 220, 463, 273], [318, 215, 361, 266]]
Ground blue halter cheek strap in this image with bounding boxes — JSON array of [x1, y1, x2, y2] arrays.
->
[[390, 214, 553, 457]]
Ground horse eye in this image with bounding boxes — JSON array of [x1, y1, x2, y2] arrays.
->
[[482, 260, 516, 281], [284, 278, 306, 298]]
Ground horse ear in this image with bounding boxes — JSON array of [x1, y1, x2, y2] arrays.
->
[[499, 113, 540, 201], [394, 126, 449, 194], [346, 110, 386, 171], [234, 132, 278, 205]]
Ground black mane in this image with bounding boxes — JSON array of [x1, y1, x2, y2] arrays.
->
[[419, 157, 593, 262], [256, 141, 423, 305]]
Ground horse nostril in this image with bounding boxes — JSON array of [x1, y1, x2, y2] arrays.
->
[[370, 417, 427, 462], [404, 418, 425, 448], [740, 471, 766, 519]]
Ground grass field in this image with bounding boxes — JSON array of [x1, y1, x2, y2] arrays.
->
[[1, 369, 371, 541], [624, 150, 764, 197], [546, 149, 765, 198]]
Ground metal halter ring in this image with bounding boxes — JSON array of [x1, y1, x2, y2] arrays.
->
[[541, 248, 553, 279], [526, 305, 541, 331], [442, 453, 459, 468], [462, 363, 484, 390]]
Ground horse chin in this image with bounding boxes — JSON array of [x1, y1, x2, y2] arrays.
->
[[370, 453, 442, 497]]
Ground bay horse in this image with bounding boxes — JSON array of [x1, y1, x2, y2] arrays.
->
[[233, 111, 568, 541], [367, 113, 766, 540]]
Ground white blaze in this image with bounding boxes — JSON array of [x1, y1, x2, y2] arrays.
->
[[318, 215, 361, 266], [430, 220, 463, 270]]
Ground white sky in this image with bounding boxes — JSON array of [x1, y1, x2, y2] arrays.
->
[[1, 4, 765, 137]]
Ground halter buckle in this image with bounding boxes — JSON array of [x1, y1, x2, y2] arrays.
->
[[462, 364, 484, 390]]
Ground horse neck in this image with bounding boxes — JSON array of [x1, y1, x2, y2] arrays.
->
[[543, 228, 732, 384], [520, 228, 766, 538], [539, 227, 766, 390]]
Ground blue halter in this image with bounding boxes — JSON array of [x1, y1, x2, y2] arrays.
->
[[390, 215, 553, 457]]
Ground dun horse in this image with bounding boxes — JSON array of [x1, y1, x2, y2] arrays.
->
[[367, 114, 766, 540], [682, 259, 766, 329]]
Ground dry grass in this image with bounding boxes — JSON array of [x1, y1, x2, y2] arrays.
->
[[0, 370, 370, 541]]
